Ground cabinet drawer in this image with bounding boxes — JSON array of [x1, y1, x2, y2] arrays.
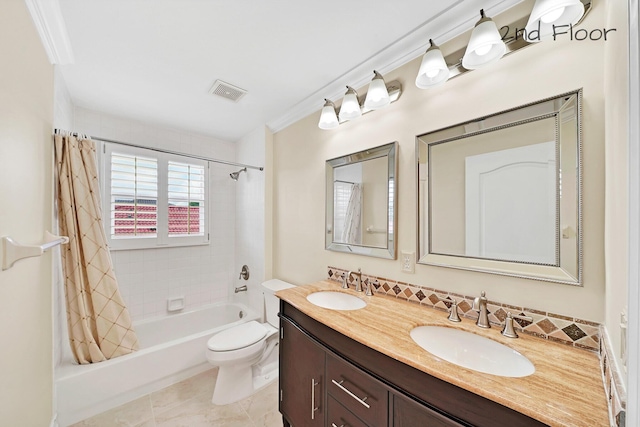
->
[[328, 395, 368, 427], [392, 393, 465, 427], [327, 352, 388, 427]]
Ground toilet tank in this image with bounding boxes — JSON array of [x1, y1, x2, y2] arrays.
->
[[261, 279, 295, 327]]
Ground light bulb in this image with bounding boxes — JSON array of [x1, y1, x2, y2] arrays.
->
[[426, 68, 440, 78], [364, 71, 390, 110], [541, 6, 565, 23], [415, 39, 449, 89], [339, 86, 362, 121], [318, 99, 339, 130], [474, 44, 492, 56]]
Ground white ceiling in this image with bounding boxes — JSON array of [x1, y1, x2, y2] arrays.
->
[[57, 0, 522, 142]]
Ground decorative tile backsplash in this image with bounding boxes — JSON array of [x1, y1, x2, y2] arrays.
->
[[327, 266, 600, 351], [328, 266, 628, 426], [600, 328, 627, 427]]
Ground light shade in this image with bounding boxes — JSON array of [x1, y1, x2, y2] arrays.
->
[[364, 71, 390, 110], [462, 10, 506, 70], [524, 0, 585, 42], [318, 99, 339, 130], [339, 86, 362, 121], [415, 39, 450, 89]]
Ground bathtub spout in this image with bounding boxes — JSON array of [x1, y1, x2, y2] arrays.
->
[[234, 285, 248, 293]]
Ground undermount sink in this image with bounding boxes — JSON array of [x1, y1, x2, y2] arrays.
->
[[306, 291, 367, 311], [410, 326, 535, 378]]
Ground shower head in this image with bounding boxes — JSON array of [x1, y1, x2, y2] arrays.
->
[[229, 167, 247, 181]]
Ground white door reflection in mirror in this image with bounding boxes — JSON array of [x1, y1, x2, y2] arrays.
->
[[465, 141, 557, 264]]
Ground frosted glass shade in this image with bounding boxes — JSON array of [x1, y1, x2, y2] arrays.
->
[[415, 44, 449, 89], [339, 87, 362, 121], [525, 0, 585, 42], [462, 16, 506, 70], [318, 99, 339, 130], [364, 73, 390, 110]]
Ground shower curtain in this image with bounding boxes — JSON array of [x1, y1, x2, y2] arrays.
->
[[54, 133, 139, 364], [341, 183, 362, 245]]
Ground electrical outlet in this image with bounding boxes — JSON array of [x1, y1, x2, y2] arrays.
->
[[401, 251, 415, 273]]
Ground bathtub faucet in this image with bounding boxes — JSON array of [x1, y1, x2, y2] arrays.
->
[[234, 285, 248, 293]]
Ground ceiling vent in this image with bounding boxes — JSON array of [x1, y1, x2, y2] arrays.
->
[[209, 80, 247, 102]]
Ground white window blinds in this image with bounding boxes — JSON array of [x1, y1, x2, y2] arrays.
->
[[168, 161, 205, 236], [110, 153, 158, 238], [103, 143, 209, 250]]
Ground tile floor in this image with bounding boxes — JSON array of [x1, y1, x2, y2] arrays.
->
[[70, 368, 282, 427]]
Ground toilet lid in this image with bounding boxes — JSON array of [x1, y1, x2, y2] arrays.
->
[[207, 320, 267, 351]]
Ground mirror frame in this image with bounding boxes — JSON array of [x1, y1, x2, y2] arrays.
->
[[326, 142, 398, 259], [416, 90, 583, 285]]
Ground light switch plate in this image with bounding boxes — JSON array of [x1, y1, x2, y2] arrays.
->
[[401, 251, 415, 273]]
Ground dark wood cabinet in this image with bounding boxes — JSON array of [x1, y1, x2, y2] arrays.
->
[[279, 315, 326, 427], [391, 393, 464, 427], [279, 301, 547, 427]]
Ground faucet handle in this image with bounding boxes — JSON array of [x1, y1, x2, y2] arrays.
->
[[340, 272, 349, 289], [501, 312, 533, 338], [364, 279, 378, 297], [438, 297, 462, 322]]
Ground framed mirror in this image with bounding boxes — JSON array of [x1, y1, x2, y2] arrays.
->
[[326, 142, 398, 259], [417, 90, 582, 285]]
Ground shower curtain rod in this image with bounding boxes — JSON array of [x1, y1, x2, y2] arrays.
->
[[54, 129, 264, 171]]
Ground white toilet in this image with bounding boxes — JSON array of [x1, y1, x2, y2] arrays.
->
[[206, 279, 295, 405]]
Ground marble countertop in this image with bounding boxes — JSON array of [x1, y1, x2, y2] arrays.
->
[[276, 280, 609, 427]]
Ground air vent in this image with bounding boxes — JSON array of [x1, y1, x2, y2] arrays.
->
[[209, 80, 247, 102]]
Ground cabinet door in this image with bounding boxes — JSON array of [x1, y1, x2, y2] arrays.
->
[[392, 393, 464, 427], [280, 317, 326, 427]]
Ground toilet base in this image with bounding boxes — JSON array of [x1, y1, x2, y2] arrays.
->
[[211, 344, 279, 405]]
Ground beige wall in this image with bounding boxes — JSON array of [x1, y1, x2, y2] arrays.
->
[[0, 1, 54, 425], [603, 0, 629, 381], [273, 2, 609, 321]]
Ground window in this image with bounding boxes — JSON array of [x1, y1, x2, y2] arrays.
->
[[102, 143, 209, 250]]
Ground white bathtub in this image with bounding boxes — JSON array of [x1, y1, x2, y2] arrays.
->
[[55, 302, 259, 427]]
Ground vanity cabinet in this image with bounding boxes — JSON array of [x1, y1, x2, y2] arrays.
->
[[279, 301, 548, 427], [279, 315, 325, 427]]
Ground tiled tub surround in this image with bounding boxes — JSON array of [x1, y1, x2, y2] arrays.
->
[[328, 267, 600, 351], [278, 280, 609, 426]]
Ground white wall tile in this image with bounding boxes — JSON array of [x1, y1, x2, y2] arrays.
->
[[74, 107, 240, 321]]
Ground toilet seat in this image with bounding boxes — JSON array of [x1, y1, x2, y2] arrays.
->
[[207, 320, 267, 352]]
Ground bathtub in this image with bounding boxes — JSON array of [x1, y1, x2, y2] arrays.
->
[[55, 302, 259, 427]]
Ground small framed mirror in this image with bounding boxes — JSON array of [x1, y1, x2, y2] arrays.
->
[[417, 90, 582, 285], [326, 142, 398, 259]]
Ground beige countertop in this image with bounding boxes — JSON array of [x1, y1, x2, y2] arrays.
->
[[276, 280, 609, 427]]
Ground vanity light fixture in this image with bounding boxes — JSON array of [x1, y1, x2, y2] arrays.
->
[[318, 99, 339, 130], [524, 0, 585, 42], [338, 86, 362, 121], [317, 74, 402, 130], [415, 39, 450, 89], [364, 70, 390, 110], [461, 9, 506, 70]]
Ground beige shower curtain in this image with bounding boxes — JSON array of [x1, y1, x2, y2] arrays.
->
[[55, 133, 139, 364]]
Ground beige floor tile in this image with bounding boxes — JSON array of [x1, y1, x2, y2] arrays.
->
[[240, 380, 279, 423], [252, 409, 282, 427], [154, 394, 253, 427], [70, 396, 154, 427], [150, 368, 218, 416]]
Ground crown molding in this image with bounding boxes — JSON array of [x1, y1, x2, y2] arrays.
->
[[266, 0, 523, 133], [25, 0, 74, 64]]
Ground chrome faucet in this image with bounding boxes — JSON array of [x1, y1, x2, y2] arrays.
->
[[234, 285, 248, 293], [363, 279, 377, 297], [346, 268, 363, 292], [501, 312, 533, 338], [472, 291, 490, 328]]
